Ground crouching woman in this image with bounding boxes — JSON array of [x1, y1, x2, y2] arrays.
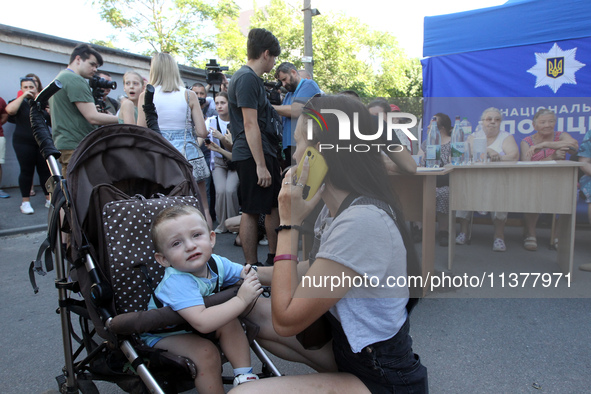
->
[[232, 95, 428, 393]]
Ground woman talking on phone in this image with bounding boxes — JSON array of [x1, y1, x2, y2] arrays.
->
[[232, 95, 428, 393], [5, 76, 51, 214]]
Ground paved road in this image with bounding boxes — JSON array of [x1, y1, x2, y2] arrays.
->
[[1, 193, 590, 393]]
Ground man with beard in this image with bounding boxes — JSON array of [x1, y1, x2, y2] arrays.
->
[[273, 62, 321, 166]]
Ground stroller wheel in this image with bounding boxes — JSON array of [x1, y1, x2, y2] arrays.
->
[[77, 377, 100, 394], [56, 373, 99, 394]]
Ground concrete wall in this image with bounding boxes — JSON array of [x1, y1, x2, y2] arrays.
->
[[0, 24, 208, 189]]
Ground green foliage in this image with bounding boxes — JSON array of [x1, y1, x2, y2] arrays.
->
[[215, 0, 422, 102], [92, 0, 422, 100], [93, 0, 239, 65], [90, 38, 118, 49]]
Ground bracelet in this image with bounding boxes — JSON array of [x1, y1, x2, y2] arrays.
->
[[273, 254, 298, 263], [275, 225, 303, 234]]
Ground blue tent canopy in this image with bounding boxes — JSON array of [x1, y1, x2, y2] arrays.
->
[[422, 0, 591, 98], [421, 0, 591, 221], [423, 0, 591, 58]]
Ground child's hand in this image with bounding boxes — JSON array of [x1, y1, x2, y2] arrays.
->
[[236, 273, 263, 306], [241, 264, 257, 279]]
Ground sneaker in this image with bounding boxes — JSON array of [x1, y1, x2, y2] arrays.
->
[[492, 238, 506, 252], [214, 228, 224, 234], [45, 200, 51, 208], [20, 202, 34, 214], [0, 190, 10, 198], [233, 373, 259, 387], [455, 232, 467, 245], [258, 235, 269, 246]]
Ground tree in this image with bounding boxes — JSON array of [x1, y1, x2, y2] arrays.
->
[[93, 0, 239, 65], [217, 0, 422, 104]]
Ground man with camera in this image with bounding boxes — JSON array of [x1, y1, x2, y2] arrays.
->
[[95, 70, 119, 115], [273, 62, 321, 166], [50, 44, 119, 173], [228, 28, 281, 267]]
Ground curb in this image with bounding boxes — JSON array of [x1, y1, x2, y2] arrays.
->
[[0, 224, 47, 237]]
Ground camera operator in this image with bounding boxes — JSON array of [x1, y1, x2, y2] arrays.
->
[[94, 70, 119, 115], [273, 62, 321, 166], [191, 82, 217, 118], [50, 44, 119, 173]]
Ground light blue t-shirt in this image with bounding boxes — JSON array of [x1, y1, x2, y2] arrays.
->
[[281, 78, 321, 148], [149, 254, 242, 311], [141, 254, 243, 347], [314, 201, 409, 353]]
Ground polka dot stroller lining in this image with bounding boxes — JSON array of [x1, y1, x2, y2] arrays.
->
[[103, 195, 202, 314]]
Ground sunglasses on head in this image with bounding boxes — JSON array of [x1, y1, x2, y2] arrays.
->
[[20, 77, 35, 82]]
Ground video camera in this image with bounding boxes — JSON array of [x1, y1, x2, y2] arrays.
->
[[90, 75, 117, 112], [264, 80, 282, 105], [205, 59, 229, 87]]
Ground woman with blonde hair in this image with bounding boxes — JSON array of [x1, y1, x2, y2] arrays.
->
[[118, 70, 144, 124], [138, 53, 212, 228]]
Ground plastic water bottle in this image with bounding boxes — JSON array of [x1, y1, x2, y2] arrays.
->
[[460, 117, 472, 137], [450, 116, 465, 165], [426, 116, 441, 168], [472, 121, 487, 163]]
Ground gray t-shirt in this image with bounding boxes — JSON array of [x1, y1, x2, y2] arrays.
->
[[227, 65, 277, 161], [314, 200, 409, 353]]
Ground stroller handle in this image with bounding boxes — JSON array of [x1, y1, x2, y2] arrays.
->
[[31, 79, 62, 161]]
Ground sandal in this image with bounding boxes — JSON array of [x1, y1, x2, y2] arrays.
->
[[492, 238, 506, 252], [455, 232, 467, 245], [523, 236, 537, 251]]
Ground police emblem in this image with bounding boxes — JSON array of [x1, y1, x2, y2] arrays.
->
[[527, 43, 585, 93]]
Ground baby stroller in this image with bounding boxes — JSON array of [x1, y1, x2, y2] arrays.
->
[[29, 83, 280, 393]]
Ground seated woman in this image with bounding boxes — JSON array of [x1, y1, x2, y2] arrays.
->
[[456, 107, 519, 252], [577, 127, 591, 271], [520, 109, 579, 251], [232, 95, 428, 393], [419, 113, 453, 246]]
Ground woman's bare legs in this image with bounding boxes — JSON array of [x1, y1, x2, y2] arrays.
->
[[230, 372, 370, 393], [154, 334, 224, 393], [247, 297, 337, 373]]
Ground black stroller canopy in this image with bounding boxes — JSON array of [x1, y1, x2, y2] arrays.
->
[[67, 124, 197, 227]]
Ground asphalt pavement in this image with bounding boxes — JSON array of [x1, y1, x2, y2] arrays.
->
[[1, 185, 590, 393]]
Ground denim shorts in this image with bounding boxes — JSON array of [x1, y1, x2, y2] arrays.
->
[[329, 314, 429, 393], [160, 129, 202, 160]]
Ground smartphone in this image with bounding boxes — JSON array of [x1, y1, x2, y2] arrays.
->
[[296, 147, 328, 200]]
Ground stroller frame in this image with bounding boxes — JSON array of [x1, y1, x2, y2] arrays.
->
[[30, 83, 281, 393]]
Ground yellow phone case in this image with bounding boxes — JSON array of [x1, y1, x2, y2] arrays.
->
[[296, 147, 328, 200]]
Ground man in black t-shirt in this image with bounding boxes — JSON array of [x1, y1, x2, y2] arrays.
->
[[228, 28, 281, 267]]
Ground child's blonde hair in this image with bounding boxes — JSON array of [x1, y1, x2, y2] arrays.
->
[[123, 70, 145, 86], [151, 205, 208, 252]]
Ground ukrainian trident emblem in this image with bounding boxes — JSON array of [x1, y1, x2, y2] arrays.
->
[[547, 57, 564, 78]]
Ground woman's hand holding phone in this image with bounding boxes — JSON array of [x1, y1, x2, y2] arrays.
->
[[278, 155, 325, 226]]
